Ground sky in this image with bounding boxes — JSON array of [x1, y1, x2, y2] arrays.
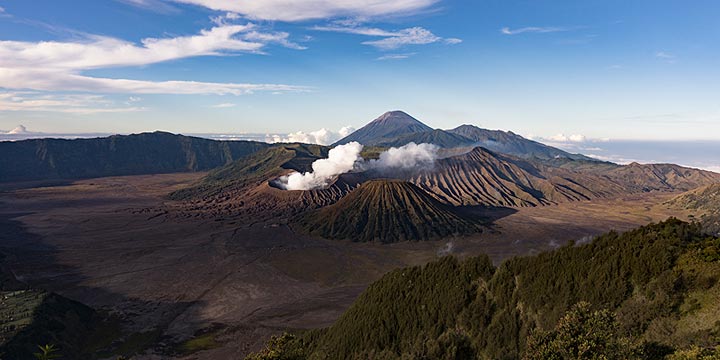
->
[[0, 0, 719, 141]]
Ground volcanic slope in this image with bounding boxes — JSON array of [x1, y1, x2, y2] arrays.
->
[[294, 180, 483, 243], [168, 144, 363, 220], [333, 111, 433, 146], [601, 162, 720, 192], [408, 147, 626, 207]]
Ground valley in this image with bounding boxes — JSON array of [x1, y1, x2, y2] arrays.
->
[[1, 111, 718, 359], [0, 171, 694, 358]]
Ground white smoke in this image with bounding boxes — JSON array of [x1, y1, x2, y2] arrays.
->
[[276, 142, 439, 191], [365, 142, 438, 170], [276, 142, 364, 190]]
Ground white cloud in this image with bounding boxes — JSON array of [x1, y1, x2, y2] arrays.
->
[[548, 133, 587, 142], [0, 6, 5, 13], [313, 23, 461, 50], [242, 30, 307, 50], [0, 92, 145, 114], [311, 24, 396, 37], [4, 125, 28, 134], [0, 24, 307, 95], [0, 69, 306, 95], [0, 25, 261, 70], [655, 51, 677, 63], [377, 53, 416, 60], [266, 126, 355, 145], [500, 26, 569, 35], [116, 0, 179, 14], [172, 0, 439, 22], [362, 27, 440, 49], [211, 102, 236, 108]]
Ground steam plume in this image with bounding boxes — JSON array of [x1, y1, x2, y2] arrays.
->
[[366, 142, 438, 170], [276, 142, 439, 191], [277, 142, 364, 190]]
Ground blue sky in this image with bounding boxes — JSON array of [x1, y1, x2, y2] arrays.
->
[[0, 0, 719, 141]]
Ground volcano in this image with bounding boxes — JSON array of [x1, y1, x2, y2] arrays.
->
[[333, 111, 433, 146], [294, 179, 483, 243]]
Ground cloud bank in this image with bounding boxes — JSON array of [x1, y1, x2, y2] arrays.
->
[[266, 126, 355, 145], [0, 23, 307, 96]]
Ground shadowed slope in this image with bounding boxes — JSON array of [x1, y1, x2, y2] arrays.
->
[[0, 132, 269, 182], [251, 219, 720, 359], [376, 129, 476, 148], [295, 180, 483, 243]]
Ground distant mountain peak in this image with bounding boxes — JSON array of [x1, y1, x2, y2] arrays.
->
[[333, 110, 432, 146], [372, 110, 419, 123]]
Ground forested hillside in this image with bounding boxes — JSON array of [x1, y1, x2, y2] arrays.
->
[[248, 219, 720, 359]]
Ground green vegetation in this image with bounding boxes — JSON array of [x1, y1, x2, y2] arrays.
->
[[246, 333, 306, 360], [248, 219, 720, 359], [176, 329, 223, 355], [33, 344, 61, 360], [524, 302, 635, 359], [294, 180, 484, 243], [0, 290, 123, 359], [169, 143, 328, 200], [667, 184, 720, 235], [0, 286, 162, 359]]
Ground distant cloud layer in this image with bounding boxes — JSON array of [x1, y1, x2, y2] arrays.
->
[[0, 92, 145, 114], [266, 126, 356, 145]]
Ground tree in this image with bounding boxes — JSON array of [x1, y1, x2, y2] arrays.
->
[[245, 333, 305, 360], [524, 302, 633, 360], [33, 344, 61, 360]]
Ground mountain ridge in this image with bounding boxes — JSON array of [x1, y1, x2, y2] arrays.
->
[[0, 131, 270, 182]]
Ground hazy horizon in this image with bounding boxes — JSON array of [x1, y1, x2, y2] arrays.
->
[[2, 125, 718, 173]]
